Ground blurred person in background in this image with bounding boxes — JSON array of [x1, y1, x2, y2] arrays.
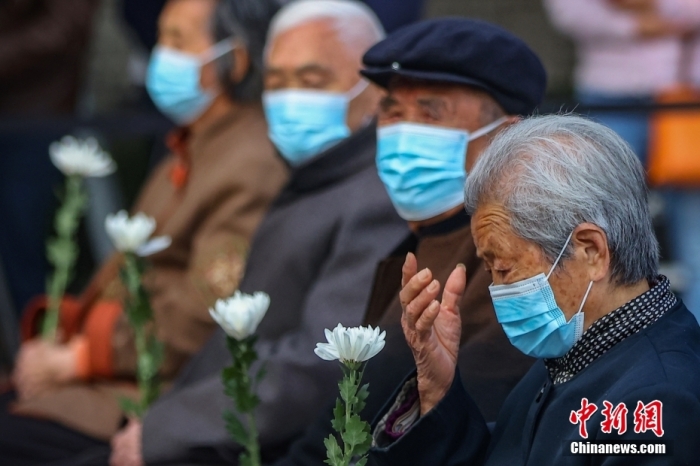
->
[[545, 0, 700, 320], [108, 2, 407, 465], [0, 0, 99, 315], [121, 0, 424, 51], [276, 17, 546, 465], [0, 0, 288, 464], [361, 0, 424, 32]]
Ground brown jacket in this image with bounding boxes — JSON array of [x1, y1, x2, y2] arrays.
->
[[271, 212, 535, 466], [15, 104, 288, 439], [363, 211, 534, 421]]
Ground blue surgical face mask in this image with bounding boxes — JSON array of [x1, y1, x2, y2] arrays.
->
[[263, 80, 369, 166], [377, 117, 508, 221], [489, 232, 594, 359], [146, 40, 234, 125]]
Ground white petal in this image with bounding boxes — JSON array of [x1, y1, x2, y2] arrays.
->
[[136, 236, 172, 256], [314, 324, 386, 364], [208, 291, 270, 340], [49, 136, 116, 177], [314, 343, 340, 361], [104, 211, 159, 252]]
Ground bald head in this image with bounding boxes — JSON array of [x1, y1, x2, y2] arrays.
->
[[264, 0, 385, 132], [267, 0, 384, 58]]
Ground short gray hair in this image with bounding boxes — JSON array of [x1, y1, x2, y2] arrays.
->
[[464, 114, 659, 286], [267, 0, 385, 56], [212, 0, 281, 102]]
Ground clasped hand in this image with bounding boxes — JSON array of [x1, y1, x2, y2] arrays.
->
[[399, 252, 466, 416], [12, 338, 78, 401]]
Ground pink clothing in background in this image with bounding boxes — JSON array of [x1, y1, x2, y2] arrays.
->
[[544, 0, 700, 96]]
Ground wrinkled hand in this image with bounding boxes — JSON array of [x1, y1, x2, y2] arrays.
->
[[110, 419, 144, 466], [12, 338, 77, 401], [399, 252, 466, 416]]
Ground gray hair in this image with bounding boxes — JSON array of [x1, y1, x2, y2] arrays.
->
[[267, 0, 385, 56], [212, 0, 281, 102], [464, 114, 659, 286]]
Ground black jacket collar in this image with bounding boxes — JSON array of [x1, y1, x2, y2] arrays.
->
[[416, 209, 470, 238], [387, 210, 471, 258], [276, 121, 377, 204]]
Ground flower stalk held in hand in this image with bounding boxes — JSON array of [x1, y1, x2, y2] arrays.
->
[[105, 211, 171, 417], [43, 136, 116, 342], [315, 324, 386, 466], [210, 291, 270, 466]]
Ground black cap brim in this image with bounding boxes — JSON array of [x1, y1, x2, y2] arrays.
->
[[361, 67, 496, 95]]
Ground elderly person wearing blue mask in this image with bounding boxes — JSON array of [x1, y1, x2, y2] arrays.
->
[[106, 2, 408, 465], [276, 17, 548, 466], [3, 0, 287, 464], [369, 115, 700, 465]]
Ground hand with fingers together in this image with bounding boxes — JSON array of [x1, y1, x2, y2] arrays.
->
[[399, 252, 467, 416]]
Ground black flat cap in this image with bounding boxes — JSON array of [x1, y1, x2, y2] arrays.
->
[[361, 18, 547, 115]]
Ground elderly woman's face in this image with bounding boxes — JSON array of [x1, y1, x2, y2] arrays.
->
[[157, 0, 216, 53], [156, 0, 219, 92], [472, 203, 594, 320]]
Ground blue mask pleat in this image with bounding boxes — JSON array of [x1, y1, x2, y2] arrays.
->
[[488, 234, 588, 359], [376, 123, 468, 221], [263, 90, 352, 165], [146, 46, 216, 125]]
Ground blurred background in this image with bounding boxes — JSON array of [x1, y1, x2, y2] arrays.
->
[[0, 0, 698, 367]]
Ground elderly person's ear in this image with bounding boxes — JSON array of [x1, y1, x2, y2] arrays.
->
[[230, 46, 251, 84], [504, 115, 521, 128], [572, 223, 611, 282], [490, 116, 520, 136]]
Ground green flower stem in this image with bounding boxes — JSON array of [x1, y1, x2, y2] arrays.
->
[[120, 252, 163, 418], [222, 336, 263, 466], [325, 361, 371, 466], [343, 368, 354, 459], [246, 412, 260, 466], [42, 175, 87, 342]]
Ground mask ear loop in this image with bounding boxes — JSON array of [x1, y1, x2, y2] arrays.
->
[[346, 79, 369, 101], [201, 38, 237, 65], [468, 116, 509, 141], [571, 280, 594, 340], [546, 231, 574, 280], [576, 281, 594, 315]]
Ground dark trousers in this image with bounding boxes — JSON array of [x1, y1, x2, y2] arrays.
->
[[0, 391, 110, 465]]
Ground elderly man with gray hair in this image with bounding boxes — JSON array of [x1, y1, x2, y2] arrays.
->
[[370, 115, 700, 465], [106, 1, 408, 466]]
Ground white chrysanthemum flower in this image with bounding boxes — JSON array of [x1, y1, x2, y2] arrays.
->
[[49, 136, 116, 177], [210, 291, 271, 340], [315, 324, 386, 363], [105, 210, 171, 256]]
